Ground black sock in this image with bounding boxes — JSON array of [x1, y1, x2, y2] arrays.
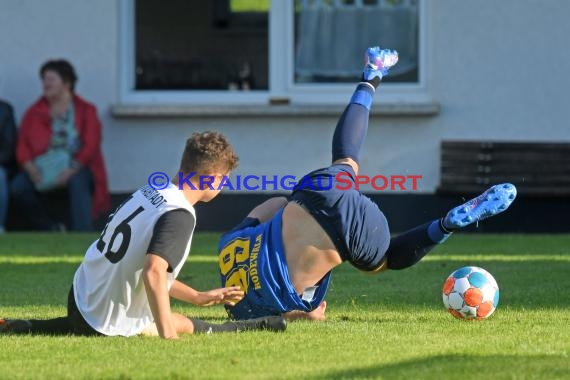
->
[[28, 317, 74, 335], [2, 317, 72, 335], [189, 318, 243, 334], [439, 217, 457, 233], [386, 222, 440, 270], [189, 316, 285, 334], [332, 87, 371, 164], [362, 75, 381, 89]]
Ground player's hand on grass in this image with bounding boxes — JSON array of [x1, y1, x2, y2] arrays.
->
[[196, 286, 244, 307]]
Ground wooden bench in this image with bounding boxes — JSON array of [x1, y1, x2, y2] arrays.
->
[[438, 141, 570, 196]]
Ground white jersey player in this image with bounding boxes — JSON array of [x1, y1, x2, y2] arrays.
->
[[1, 132, 286, 338]]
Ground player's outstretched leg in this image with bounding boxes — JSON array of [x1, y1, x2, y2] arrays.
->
[[331, 47, 398, 168], [385, 184, 518, 270], [0, 318, 33, 333], [442, 183, 517, 231], [189, 316, 287, 334], [0, 317, 73, 335], [229, 315, 287, 332]]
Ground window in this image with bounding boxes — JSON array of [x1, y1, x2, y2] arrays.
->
[[135, 0, 269, 91], [120, 0, 430, 106], [294, 0, 419, 84]]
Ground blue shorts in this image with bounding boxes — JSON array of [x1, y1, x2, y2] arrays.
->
[[218, 208, 331, 320], [290, 164, 390, 271]]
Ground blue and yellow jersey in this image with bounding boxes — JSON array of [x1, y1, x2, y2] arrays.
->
[[218, 208, 331, 320]]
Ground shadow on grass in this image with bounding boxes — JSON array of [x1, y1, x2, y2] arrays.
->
[[317, 354, 570, 379]]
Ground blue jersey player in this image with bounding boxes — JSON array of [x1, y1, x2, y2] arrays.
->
[[218, 46, 517, 321]]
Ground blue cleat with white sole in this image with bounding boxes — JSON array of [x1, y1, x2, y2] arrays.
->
[[443, 183, 517, 229], [363, 46, 399, 82]]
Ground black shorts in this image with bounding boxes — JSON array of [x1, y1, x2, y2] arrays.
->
[[289, 164, 390, 270], [67, 286, 102, 336]]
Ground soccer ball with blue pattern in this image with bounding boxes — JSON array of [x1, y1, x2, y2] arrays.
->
[[442, 266, 500, 320]]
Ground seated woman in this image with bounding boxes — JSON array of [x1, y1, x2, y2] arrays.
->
[[11, 59, 110, 231]]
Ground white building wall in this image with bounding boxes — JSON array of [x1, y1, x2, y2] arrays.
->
[[1, 0, 569, 193]]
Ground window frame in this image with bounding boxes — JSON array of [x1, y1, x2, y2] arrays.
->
[[119, 0, 432, 106]]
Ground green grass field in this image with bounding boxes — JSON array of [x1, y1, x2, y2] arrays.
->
[[1, 233, 569, 379]]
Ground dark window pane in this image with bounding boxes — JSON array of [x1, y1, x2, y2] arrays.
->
[[135, 0, 269, 90], [294, 0, 419, 84]]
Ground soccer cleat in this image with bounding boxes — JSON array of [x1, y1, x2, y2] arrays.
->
[[363, 46, 399, 82], [443, 183, 517, 229], [0, 318, 32, 333], [232, 316, 287, 333]]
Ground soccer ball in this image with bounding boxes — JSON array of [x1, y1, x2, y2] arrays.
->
[[442, 266, 499, 320]]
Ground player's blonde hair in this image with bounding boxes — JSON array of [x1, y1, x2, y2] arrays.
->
[[179, 131, 239, 175]]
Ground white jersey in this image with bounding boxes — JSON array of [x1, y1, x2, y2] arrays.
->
[[73, 184, 196, 336]]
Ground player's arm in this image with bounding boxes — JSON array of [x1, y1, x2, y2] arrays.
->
[[143, 209, 195, 339], [142, 254, 178, 339], [169, 280, 244, 307], [146, 209, 243, 308]]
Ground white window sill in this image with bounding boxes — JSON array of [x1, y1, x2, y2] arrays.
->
[[110, 102, 440, 118]]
